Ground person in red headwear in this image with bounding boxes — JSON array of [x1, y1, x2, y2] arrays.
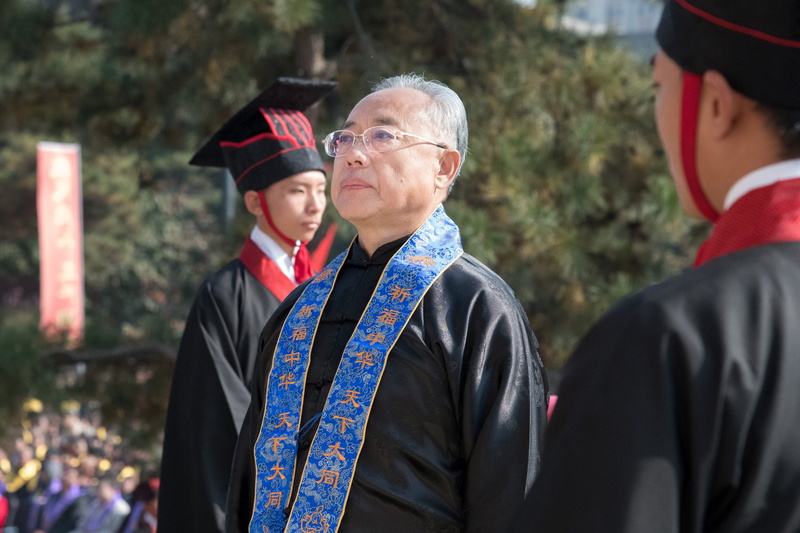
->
[[511, 1, 800, 532], [158, 78, 336, 533]]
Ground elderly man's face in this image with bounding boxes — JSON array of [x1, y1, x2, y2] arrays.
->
[[331, 87, 447, 236]]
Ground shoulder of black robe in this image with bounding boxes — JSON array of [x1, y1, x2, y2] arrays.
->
[[226, 250, 549, 533], [159, 258, 282, 533], [513, 242, 800, 533]]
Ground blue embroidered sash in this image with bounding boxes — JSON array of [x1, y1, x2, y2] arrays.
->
[[250, 205, 462, 533]]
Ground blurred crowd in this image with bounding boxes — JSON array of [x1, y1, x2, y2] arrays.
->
[[0, 399, 158, 533]]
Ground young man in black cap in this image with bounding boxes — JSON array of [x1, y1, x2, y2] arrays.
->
[[158, 78, 336, 533], [512, 1, 800, 532]]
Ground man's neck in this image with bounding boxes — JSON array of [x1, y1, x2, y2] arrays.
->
[[354, 206, 442, 257], [356, 231, 408, 258], [257, 218, 296, 257]]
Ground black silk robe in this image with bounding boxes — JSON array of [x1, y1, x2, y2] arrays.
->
[[159, 258, 284, 533], [226, 237, 549, 533], [513, 242, 800, 532]]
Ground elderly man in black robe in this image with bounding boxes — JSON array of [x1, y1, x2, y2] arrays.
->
[[226, 73, 549, 533]]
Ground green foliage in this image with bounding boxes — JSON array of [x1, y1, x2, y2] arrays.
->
[[0, 317, 56, 429], [0, 0, 53, 61], [444, 27, 694, 367]]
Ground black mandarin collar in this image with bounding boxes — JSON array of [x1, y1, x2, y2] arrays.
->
[[348, 234, 412, 266]]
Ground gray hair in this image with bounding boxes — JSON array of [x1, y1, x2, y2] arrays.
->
[[372, 73, 468, 179]]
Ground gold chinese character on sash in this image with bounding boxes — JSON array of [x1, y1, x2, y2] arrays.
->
[[284, 351, 301, 364], [292, 327, 308, 341], [278, 373, 296, 389], [407, 255, 436, 267], [333, 415, 355, 434], [340, 390, 361, 408], [388, 286, 412, 302], [297, 304, 317, 318], [365, 332, 385, 345], [267, 436, 287, 453], [316, 469, 340, 487], [267, 461, 286, 480], [274, 412, 293, 429], [316, 270, 333, 281], [300, 506, 330, 533], [266, 492, 282, 508], [354, 351, 375, 369], [378, 308, 401, 325], [322, 442, 346, 461]]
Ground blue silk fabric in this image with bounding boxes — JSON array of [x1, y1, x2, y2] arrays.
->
[[250, 205, 463, 532]]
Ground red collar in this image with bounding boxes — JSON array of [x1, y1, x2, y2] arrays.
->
[[238, 237, 297, 300], [694, 178, 800, 266]]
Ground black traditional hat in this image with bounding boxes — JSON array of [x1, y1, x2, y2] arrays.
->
[[656, 0, 800, 110], [190, 77, 337, 193]]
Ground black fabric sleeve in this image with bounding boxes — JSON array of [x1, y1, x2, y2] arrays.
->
[[225, 297, 298, 533], [511, 292, 689, 532]]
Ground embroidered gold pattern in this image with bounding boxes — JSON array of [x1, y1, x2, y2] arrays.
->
[[274, 413, 292, 429], [378, 308, 401, 325], [332, 415, 355, 434], [406, 255, 436, 267], [291, 327, 308, 341], [340, 390, 361, 407], [316, 469, 340, 487], [266, 492, 282, 508], [297, 304, 317, 318], [365, 332, 385, 345], [354, 352, 375, 369], [278, 373, 296, 389], [322, 442, 346, 461], [266, 462, 286, 480], [388, 286, 412, 302], [300, 506, 330, 533], [266, 436, 287, 453]]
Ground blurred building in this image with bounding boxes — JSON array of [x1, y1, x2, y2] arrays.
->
[[562, 0, 662, 58]]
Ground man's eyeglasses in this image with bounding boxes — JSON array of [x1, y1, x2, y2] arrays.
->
[[323, 126, 447, 157]]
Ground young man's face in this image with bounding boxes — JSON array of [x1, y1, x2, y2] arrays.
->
[[653, 48, 702, 218], [330, 87, 450, 236], [262, 170, 327, 243]]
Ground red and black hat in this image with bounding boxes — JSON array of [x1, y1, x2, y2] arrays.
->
[[657, 0, 800, 110], [190, 77, 337, 194]]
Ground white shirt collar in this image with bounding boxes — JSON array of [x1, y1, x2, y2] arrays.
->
[[724, 158, 800, 210], [249, 225, 296, 283]]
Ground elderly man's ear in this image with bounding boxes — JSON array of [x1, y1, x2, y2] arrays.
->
[[434, 150, 461, 192]]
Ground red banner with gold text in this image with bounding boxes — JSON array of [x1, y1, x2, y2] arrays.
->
[[37, 142, 84, 343]]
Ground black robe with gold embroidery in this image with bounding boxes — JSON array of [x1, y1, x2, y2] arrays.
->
[[226, 237, 549, 533]]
